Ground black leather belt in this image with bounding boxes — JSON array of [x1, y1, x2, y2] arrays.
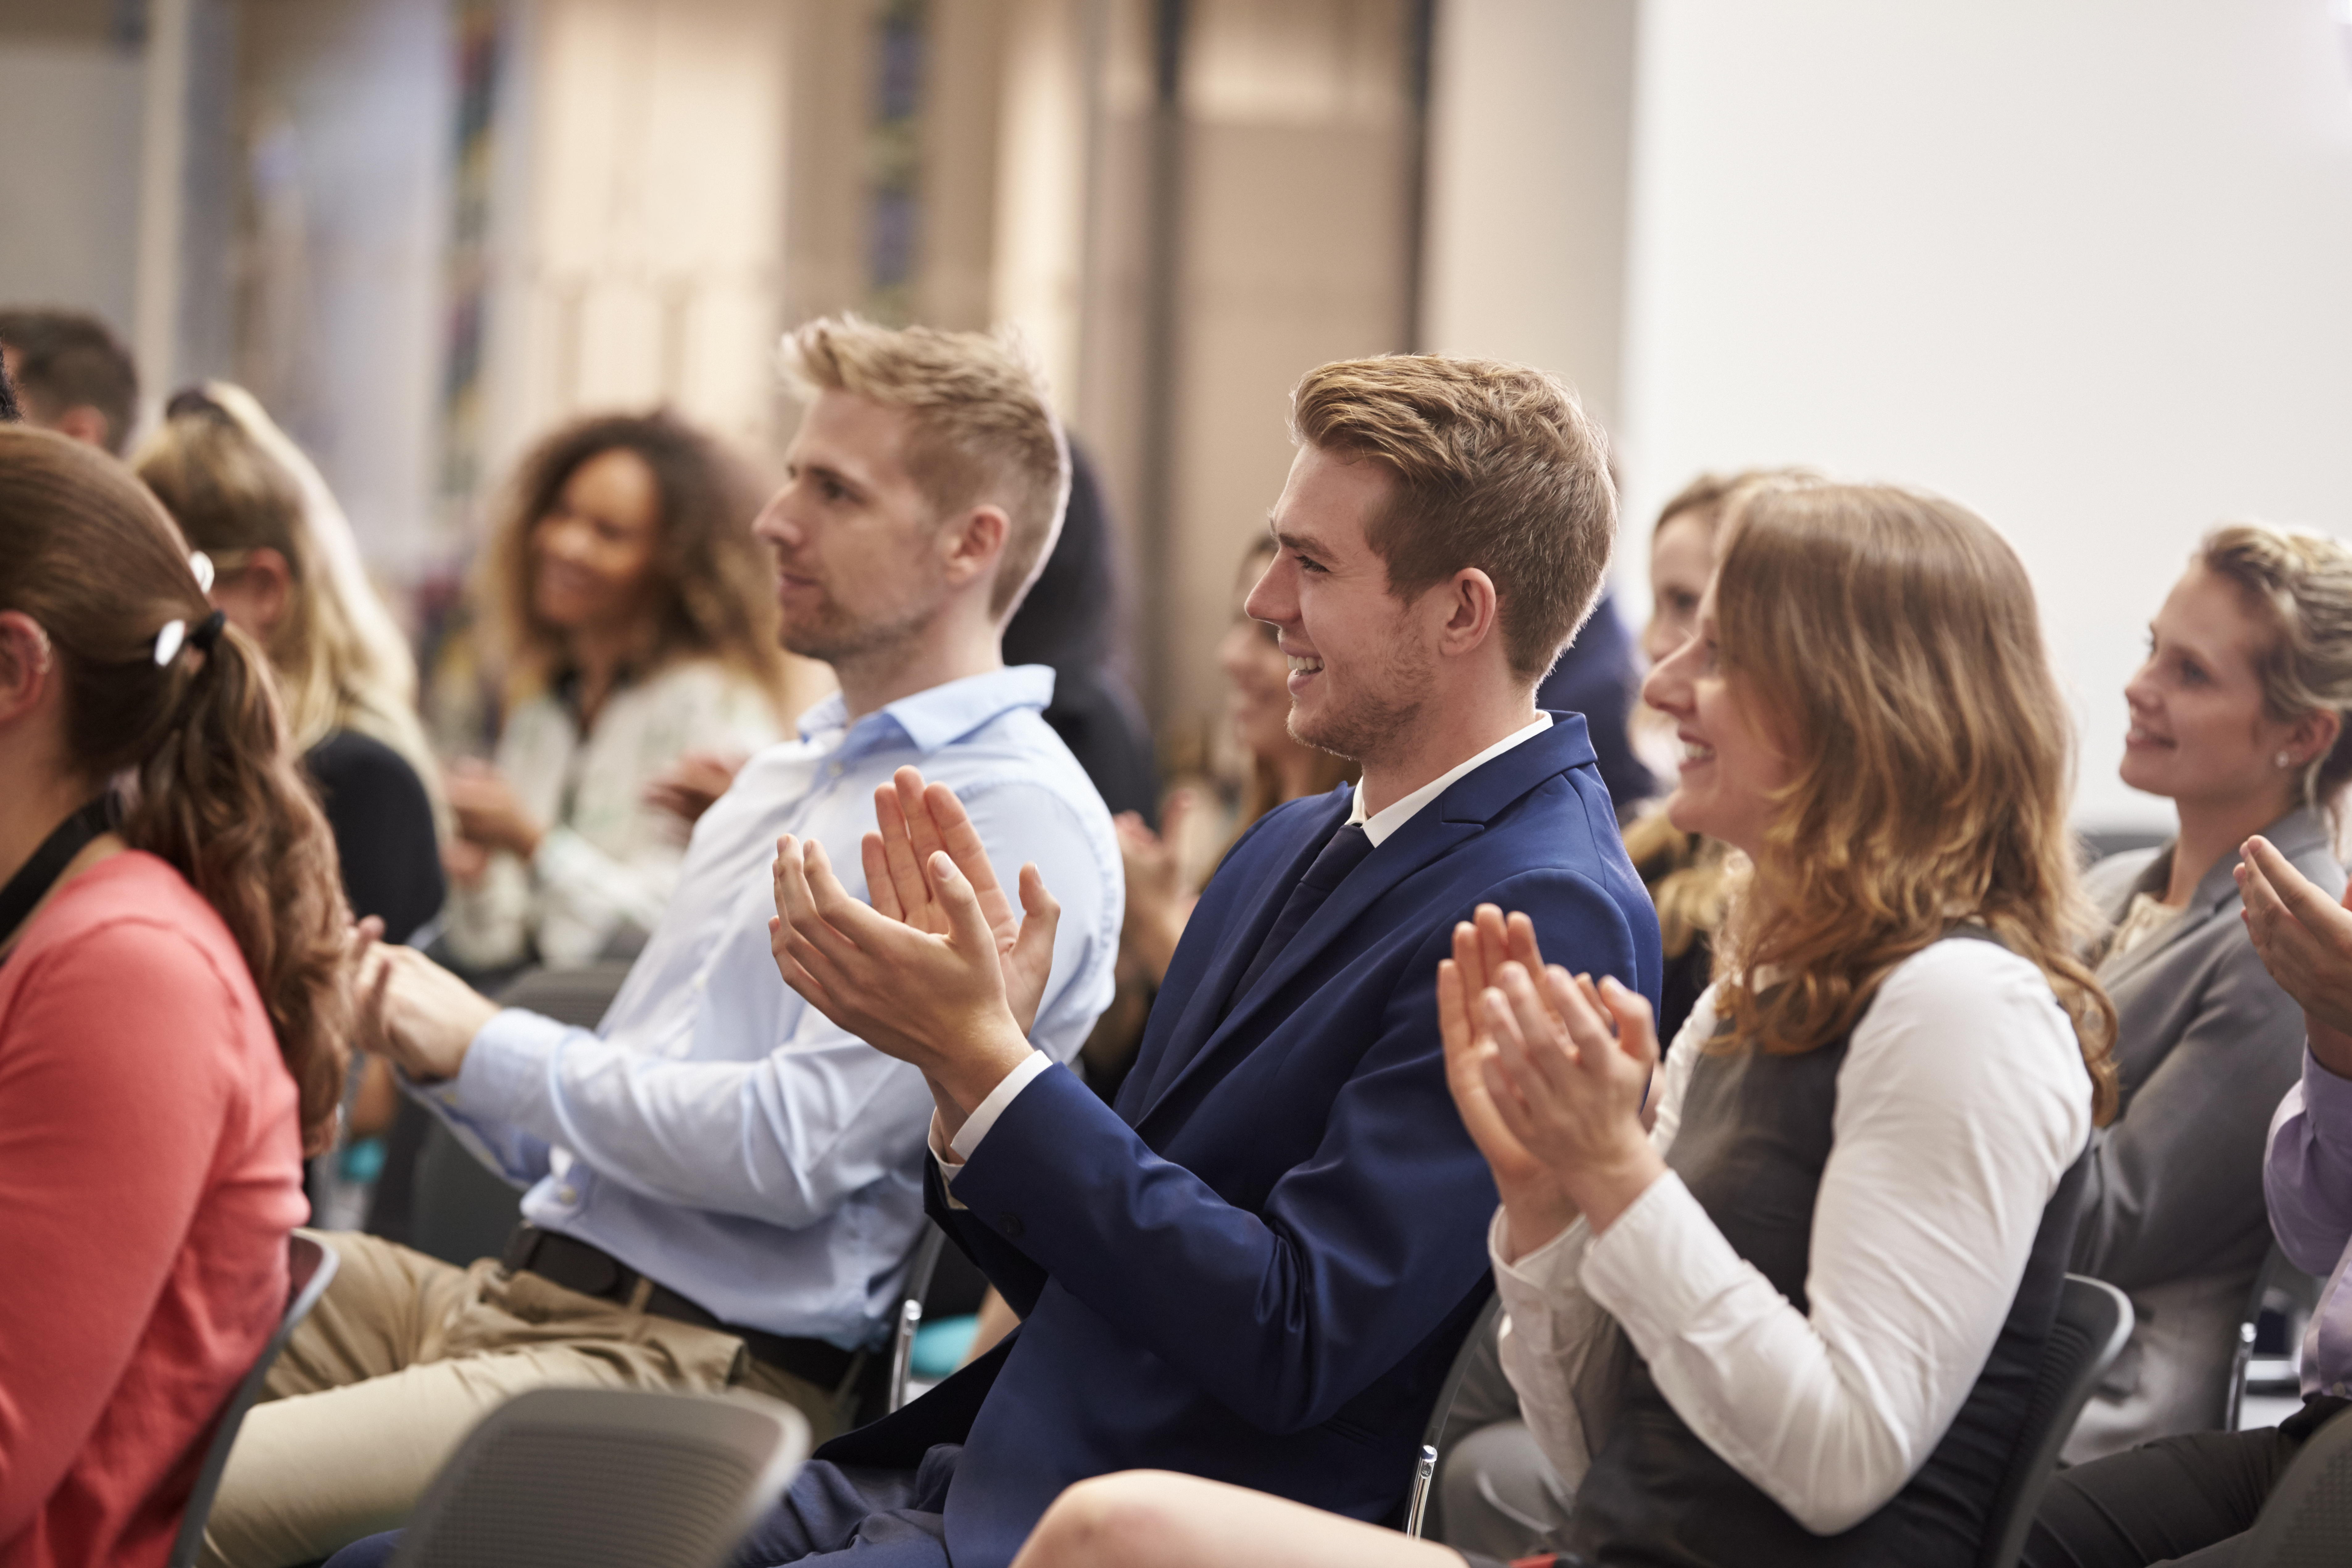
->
[[502, 1224, 859, 1390]]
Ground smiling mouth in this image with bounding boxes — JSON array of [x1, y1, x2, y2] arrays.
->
[[2125, 725, 2172, 747], [1285, 654, 1324, 674], [1680, 739, 1715, 764]]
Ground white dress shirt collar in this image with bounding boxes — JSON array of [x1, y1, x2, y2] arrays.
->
[[1346, 714, 1553, 847]]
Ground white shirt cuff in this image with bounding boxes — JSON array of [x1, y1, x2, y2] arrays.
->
[[928, 1049, 1055, 1200], [949, 1048, 1052, 1161]]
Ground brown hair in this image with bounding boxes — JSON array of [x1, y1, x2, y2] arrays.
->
[[0, 427, 350, 1151], [0, 309, 138, 455], [2194, 521, 2352, 820], [1288, 355, 1616, 681], [481, 410, 790, 706], [782, 314, 1071, 619], [1707, 479, 2117, 1121]]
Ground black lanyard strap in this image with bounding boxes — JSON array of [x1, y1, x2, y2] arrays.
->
[[0, 797, 114, 956]]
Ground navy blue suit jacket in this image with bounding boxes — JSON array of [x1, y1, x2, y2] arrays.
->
[[817, 716, 1662, 1566]]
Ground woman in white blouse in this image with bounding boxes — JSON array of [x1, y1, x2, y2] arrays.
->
[[440, 412, 827, 974], [1005, 479, 2119, 1568]]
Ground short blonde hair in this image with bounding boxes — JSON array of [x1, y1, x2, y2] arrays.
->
[[1289, 355, 1615, 681], [2195, 521, 2352, 816], [783, 315, 1070, 619]]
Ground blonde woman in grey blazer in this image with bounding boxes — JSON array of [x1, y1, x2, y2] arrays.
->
[[2065, 522, 2352, 1463]]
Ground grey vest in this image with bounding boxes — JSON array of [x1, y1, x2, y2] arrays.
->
[[1565, 933, 2091, 1566]]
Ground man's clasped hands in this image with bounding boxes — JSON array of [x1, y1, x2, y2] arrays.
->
[[764, 767, 1673, 1240], [343, 760, 1676, 1245]]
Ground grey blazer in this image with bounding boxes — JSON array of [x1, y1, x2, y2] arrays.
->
[[2063, 805, 2343, 1461]]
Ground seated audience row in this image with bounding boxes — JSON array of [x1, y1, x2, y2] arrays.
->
[[795, 475, 2116, 1568], [10, 304, 2352, 1568]]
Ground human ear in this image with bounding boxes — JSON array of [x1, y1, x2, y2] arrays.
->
[[942, 504, 1010, 591], [2289, 707, 2342, 770], [1434, 567, 1501, 658], [214, 546, 294, 644], [0, 613, 54, 726]]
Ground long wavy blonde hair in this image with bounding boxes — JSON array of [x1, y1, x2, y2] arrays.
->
[[135, 384, 446, 833], [1708, 479, 2118, 1122]]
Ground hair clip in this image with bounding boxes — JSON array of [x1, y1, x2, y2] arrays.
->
[[153, 608, 226, 667], [190, 551, 215, 593]]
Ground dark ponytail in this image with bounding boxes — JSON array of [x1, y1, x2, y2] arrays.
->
[[0, 426, 350, 1152]]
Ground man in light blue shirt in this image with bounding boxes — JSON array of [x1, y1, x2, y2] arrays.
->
[[202, 318, 1121, 1568]]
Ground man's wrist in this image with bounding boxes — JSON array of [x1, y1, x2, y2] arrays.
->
[[935, 1016, 1041, 1119]]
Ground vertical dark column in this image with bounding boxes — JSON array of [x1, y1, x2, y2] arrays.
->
[[1135, 0, 1188, 722], [1398, 0, 1437, 354], [438, 0, 502, 502], [867, 0, 929, 326]]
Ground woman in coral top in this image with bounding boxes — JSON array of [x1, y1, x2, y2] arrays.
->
[[0, 428, 350, 1568]]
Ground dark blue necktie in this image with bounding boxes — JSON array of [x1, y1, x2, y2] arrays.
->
[[1230, 821, 1376, 1005]]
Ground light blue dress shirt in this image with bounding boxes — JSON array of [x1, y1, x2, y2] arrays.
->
[[419, 665, 1121, 1350]]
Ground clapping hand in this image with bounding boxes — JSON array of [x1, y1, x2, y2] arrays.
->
[[1439, 904, 1665, 1259], [349, 916, 499, 1086], [2238, 835, 2352, 1079], [769, 768, 1060, 1118]]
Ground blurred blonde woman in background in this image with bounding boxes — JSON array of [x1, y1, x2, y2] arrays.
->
[[2062, 521, 2352, 1462], [137, 385, 446, 948], [441, 411, 824, 976]]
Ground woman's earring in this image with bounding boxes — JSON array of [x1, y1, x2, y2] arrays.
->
[[2277, 751, 2295, 769]]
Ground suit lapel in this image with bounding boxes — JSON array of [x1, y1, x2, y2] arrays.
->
[[2096, 807, 2331, 990], [1131, 718, 1595, 1136], [1124, 792, 1351, 1116]]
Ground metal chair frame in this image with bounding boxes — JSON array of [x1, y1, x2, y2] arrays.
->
[[167, 1232, 340, 1568], [1405, 1293, 1506, 1539]]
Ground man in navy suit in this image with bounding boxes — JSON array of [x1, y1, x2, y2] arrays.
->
[[759, 354, 1663, 1568]]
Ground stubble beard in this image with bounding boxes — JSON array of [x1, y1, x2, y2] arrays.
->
[[1286, 641, 1434, 767], [778, 588, 936, 673]]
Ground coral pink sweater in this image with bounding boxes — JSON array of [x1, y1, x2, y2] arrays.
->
[[0, 852, 304, 1568]]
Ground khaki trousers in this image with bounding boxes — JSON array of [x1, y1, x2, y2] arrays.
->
[[199, 1231, 856, 1568]]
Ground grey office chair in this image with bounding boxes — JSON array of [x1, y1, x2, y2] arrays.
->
[[1406, 1293, 1506, 1539], [1975, 1274, 2135, 1568], [387, 1387, 810, 1568], [169, 1232, 340, 1568]]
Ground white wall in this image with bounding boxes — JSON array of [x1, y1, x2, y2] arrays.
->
[[1617, 0, 2352, 833], [0, 42, 144, 350]]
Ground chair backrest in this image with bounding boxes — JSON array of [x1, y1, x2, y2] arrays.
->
[[2233, 1402, 2352, 1567], [495, 963, 636, 1031], [1975, 1274, 2134, 1568], [387, 1387, 810, 1568], [889, 1225, 950, 1414], [2227, 1244, 2292, 1433], [847, 1222, 952, 1429], [1405, 1292, 1505, 1539], [168, 1232, 340, 1568]]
